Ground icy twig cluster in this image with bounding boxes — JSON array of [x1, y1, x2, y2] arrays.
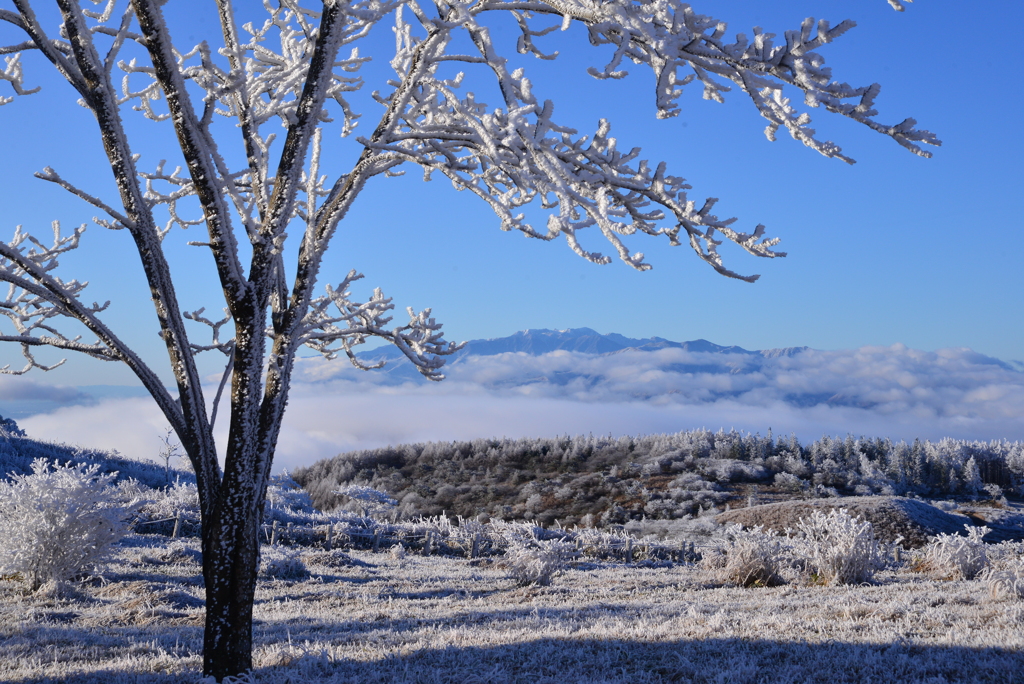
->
[[538, 0, 937, 158], [366, 0, 796, 278], [300, 270, 461, 380], [0, 222, 118, 374]]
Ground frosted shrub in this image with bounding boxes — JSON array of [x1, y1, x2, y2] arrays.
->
[[489, 519, 550, 548], [773, 472, 805, 494], [137, 479, 199, 521], [0, 459, 133, 590], [265, 472, 318, 518], [985, 559, 1024, 600], [506, 541, 570, 586], [721, 525, 786, 587], [332, 484, 398, 514], [796, 509, 883, 585], [983, 544, 1024, 597], [260, 547, 309, 581], [918, 526, 989, 580], [811, 484, 840, 498], [572, 526, 636, 559]]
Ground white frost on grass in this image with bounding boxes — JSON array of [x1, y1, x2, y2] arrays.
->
[[2, 532, 1024, 683], [718, 524, 787, 587]]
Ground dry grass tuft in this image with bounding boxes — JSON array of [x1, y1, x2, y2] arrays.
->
[[301, 549, 369, 570], [720, 525, 787, 587], [916, 526, 989, 580], [506, 542, 569, 586], [796, 509, 884, 585]]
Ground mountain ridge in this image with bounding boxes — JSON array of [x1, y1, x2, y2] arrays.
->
[[359, 327, 810, 365]]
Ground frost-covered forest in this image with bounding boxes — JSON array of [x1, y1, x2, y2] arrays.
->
[[293, 430, 1024, 527]]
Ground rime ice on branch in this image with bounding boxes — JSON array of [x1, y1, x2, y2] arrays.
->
[[0, 0, 936, 679]]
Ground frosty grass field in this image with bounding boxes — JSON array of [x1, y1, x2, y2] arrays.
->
[[3, 524, 1024, 684]]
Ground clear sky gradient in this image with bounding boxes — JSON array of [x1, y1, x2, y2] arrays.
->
[[1, 1, 1022, 465]]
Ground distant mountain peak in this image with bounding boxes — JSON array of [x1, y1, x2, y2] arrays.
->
[[355, 328, 767, 377], [760, 346, 811, 359]]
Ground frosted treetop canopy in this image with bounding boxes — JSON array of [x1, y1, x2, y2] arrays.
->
[[0, 0, 936, 285]]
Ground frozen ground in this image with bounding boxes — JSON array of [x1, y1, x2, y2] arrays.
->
[[717, 497, 1024, 548], [1, 532, 1023, 683]]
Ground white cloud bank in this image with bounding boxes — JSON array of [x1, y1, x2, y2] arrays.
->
[[17, 344, 1024, 473]]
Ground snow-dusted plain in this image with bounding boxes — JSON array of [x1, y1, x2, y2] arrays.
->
[[3, 428, 1024, 682], [3, 529, 1024, 683]]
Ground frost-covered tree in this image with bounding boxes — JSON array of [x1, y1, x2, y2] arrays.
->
[[0, 0, 936, 679]]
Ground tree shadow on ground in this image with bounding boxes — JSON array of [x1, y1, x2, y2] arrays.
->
[[9, 634, 1023, 683]]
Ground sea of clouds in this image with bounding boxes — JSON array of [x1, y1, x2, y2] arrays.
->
[[11, 343, 1024, 473]]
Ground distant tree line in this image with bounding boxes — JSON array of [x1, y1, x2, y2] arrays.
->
[[292, 430, 1024, 528]]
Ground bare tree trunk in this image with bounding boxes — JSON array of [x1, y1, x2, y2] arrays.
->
[[199, 308, 272, 680], [201, 493, 261, 679]]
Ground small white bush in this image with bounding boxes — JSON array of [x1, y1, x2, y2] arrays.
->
[[506, 541, 569, 586], [265, 472, 318, 517], [260, 547, 309, 581], [721, 525, 786, 587], [918, 525, 989, 580], [796, 508, 883, 585], [0, 459, 133, 590]]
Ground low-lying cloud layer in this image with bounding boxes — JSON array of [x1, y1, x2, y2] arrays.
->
[[17, 343, 1024, 473], [0, 376, 92, 415]]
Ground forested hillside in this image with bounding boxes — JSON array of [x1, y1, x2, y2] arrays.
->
[[0, 414, 190, 489], [292, 430, 1024, 527]]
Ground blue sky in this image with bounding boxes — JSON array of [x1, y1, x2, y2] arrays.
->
[[2, 1, 1023, 465]]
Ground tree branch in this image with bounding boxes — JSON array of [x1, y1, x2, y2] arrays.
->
[[35, 167, 136, 230], [9, 1, 88, 98], [0, 232, 182, 433], [259, 0, 346, 246], [49, 0, 220, 499], [214, 0, 270, 222], [131, 0, 250, 307]]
